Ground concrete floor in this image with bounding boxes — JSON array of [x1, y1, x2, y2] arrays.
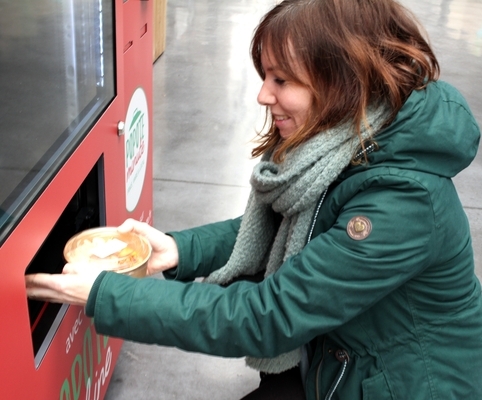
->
[[105, 0, 482, 399]]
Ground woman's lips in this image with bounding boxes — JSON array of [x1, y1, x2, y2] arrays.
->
[[274, 115, 290, 129]]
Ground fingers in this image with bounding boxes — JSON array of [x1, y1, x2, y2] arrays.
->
[[62, 262, 91, 274], [117, 218, 159, 239], [116, 218, 135, 233], [25, 273, 59, 291], [25, 273, 62, 303], [117, 218, 146, 234], [62, 263, 78, 274], [25, 271, 94, 306], [62, 263, 105, 279], [26, 287, 62, 303]]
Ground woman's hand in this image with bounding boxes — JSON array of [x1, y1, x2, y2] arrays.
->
[[117, 218, 179, 276], [25, 219, 178, 304], [25, 262, 103, 306]]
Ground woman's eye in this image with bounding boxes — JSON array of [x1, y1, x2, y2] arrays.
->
[[274, 77, 286, 85]]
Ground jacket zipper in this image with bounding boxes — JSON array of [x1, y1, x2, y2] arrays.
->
[[307, 189, 328, 243], [315, 354, 323, 400], [308, 190, 328, 400], [324, 350, 350, 400], [315, 347, 350, 400], [311, 142, 377, 399]]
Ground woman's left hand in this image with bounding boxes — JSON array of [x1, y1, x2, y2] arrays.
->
[[25, 263, 104, 306]]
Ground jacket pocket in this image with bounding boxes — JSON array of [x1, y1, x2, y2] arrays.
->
[[362, 371, 394, 400]]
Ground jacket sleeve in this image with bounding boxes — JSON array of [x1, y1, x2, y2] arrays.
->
[[163, 217, 242, 281], [86, 177, 439, 359]]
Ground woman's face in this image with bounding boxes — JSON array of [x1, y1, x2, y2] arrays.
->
[[257, 48, 313, 140]]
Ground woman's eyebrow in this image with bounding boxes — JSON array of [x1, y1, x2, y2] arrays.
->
[[265, 64, 283, 73]]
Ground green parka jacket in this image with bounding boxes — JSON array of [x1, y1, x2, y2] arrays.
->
[[86, 81, 482, 399]]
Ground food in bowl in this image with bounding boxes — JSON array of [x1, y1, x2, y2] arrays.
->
[[63, 227, 151, 277]]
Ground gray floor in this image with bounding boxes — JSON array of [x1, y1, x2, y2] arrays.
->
[[105, 0, 482, 399]]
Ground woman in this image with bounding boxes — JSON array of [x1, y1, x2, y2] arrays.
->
[[26, 0, 482, 398]]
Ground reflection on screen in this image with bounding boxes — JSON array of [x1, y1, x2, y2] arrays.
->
[[0, 0, 115, 243]]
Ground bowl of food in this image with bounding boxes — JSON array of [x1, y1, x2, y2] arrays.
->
[[63, 227, 152, 278]]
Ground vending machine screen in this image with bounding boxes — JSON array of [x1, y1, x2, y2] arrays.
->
[[0, 0, 115, 244]]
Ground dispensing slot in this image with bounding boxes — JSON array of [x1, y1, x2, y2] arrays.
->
[[25, 157, 105, 367]]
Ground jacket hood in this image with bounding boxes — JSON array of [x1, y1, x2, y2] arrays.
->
[[366, 81, 480, 178]]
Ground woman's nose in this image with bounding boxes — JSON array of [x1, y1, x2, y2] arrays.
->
[[257, 81, 275, 106]]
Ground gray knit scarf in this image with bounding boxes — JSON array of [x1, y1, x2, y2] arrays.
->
[[204, 105, 390, 373]]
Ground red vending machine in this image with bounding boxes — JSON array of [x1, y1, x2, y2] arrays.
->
[[0, 0, 153, 398]]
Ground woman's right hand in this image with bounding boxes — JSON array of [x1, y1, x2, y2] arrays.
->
[[117, 218, 179, 276]]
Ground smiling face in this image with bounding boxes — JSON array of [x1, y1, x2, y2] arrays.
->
[[257, 48, 314, 140]]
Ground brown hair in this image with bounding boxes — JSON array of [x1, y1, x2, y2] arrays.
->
[[251, 0, 440, 162]]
